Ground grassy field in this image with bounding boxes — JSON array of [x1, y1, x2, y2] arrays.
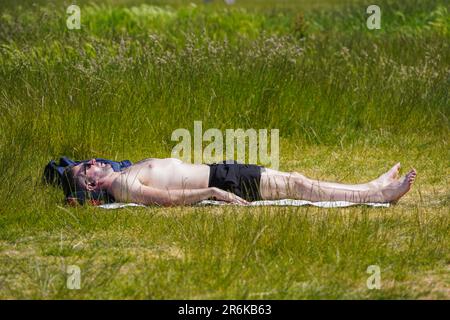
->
[[0, 0, 449, 299]]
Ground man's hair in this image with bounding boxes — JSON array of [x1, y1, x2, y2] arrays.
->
[[61, 165, 84, 196]]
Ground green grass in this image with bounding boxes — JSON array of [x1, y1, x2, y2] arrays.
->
[[0, 0, 449, 299]]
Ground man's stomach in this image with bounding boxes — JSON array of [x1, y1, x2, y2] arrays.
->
[[133, 158, 210, 190]]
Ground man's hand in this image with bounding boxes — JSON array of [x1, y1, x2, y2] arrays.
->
[[211, 187, 249, 205]]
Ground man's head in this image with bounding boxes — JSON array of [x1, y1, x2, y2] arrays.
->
[[62, 159, 114, 194]]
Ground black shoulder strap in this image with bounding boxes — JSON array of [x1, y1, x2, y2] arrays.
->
[[43, 160, 60, 185]]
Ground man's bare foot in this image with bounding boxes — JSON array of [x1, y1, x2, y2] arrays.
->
[[380, 169, 417, 203], [371, 162, 401, 188]]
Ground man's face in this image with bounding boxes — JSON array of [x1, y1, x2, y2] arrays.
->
[[72, 159, 114, 189]]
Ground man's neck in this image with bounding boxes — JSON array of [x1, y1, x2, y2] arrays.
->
[[97, 171, 121, 192]]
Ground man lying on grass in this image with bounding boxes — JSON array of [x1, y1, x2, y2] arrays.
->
[[62, 158, 416, 206]]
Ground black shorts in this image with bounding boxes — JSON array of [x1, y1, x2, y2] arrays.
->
[[207, 160, 264, 202]]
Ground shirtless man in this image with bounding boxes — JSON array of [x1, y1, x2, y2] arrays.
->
[[62, 158, 416, 206]]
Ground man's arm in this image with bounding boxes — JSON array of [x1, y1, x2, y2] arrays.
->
[[110, 178, 248, 206]]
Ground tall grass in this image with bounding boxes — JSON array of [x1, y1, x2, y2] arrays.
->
[[0, 0, 448, 299]]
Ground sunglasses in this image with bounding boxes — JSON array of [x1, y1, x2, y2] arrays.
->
[[83, 162, 93, 175]]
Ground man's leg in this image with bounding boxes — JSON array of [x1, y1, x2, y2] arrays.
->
[[259, 163, 416, 203]]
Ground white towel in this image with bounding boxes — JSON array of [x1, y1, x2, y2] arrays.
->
[[99, 199, 389, 209]]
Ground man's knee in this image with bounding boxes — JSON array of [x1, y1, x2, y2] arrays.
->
[[291, 172, 307, 190], [291, 172, 306, 181]]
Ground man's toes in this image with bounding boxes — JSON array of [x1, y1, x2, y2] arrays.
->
[[407, 170, 417, 184]]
